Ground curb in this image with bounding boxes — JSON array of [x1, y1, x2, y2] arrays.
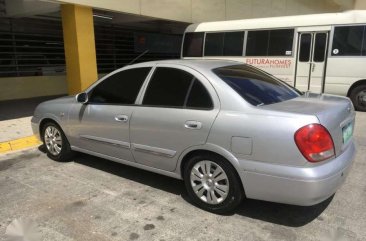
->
[[0, 135, 42, 154]]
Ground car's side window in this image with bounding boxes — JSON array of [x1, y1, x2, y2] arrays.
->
[[89, 67, 151, 105], [142, 67, 213, 109], [186, 79, 213, 109], [142, 67, 193, 108]]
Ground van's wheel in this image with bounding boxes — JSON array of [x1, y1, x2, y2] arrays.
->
[[183, 153, 244, 214], [350, 84, 366, 112], [42, 122, 73, 161]]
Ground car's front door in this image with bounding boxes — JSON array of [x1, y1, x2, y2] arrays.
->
[[130, 65, 220, 171], [68, 67, 152, 161]]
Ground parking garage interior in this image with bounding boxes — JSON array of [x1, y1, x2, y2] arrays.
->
[[0, 8, 189, 101]]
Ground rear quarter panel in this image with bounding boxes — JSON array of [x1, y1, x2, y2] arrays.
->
[[207, 110, 319, 167]]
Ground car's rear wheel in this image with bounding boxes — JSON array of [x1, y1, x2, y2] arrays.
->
[[183, 153, 244, 214], [42, 122, 73, 161], [350, 84, 366, 112]]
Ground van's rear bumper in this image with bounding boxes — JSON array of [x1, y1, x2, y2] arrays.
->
[[238, 140, 356, 206]]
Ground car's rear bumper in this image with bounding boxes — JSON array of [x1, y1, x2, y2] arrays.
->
[[238, 140, 356, 206]]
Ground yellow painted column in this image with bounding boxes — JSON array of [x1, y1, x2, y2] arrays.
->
[[61, 4, 98, 95]]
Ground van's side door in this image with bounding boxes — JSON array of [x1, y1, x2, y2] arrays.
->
[[129, 65, 220, 171], [295, 32, 329, 93]]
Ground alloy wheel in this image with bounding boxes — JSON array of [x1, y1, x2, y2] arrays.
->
[[190, 160, 230, 205], [44, 126, 62, 156]]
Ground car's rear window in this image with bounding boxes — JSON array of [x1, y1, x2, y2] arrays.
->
[[213, 65, 300, 106]]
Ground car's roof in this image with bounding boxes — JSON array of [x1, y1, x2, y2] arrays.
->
[[129, 59, 243, 71]]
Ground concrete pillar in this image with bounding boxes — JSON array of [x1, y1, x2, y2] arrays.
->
[[61, 4, 98, 95]]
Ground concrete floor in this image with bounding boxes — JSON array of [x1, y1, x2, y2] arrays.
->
[[0, 95, 63, 142], [0, 112, 365, 241], [0, 117, 33, 142]]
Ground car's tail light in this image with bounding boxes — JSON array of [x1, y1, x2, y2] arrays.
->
[[294, 124, 335, 162]]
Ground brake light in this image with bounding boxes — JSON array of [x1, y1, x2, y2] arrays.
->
[[294, 124, 335, 162]]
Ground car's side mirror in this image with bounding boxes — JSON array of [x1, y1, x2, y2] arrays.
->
[[76, 92, 88, 104]]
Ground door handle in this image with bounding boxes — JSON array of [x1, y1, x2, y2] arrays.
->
[[115, 115, 129, 122], [184, 121, 202, 129], [311, 62, 316, 72]]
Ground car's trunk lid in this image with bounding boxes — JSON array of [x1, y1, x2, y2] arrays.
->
[[260, 93, 356, 157]]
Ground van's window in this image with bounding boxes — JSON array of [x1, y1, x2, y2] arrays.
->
[[204, 32, 244, 56], [182, 32, 204, 57], [313, 33, 327, 62], [246, 29, 294, 56], [246, 30, 268, 56], [224, 32, 245, 56], [299, 33, 311, 62], [213, 65, 300, 106], [143, 67, 194, 108], [332, 26, 365, 56], [89, 67, 151, 104], [205, 33, 224, 56]]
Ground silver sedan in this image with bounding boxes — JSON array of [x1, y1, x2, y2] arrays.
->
[[31, 60, 356, 213]]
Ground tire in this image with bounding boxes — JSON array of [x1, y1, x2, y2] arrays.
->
[[41, 122, 73, 162], [350, 84, 366, 112], [183, 153, 244, 214]]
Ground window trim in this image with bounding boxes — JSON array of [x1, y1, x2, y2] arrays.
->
[[138, 65, 216, 111]]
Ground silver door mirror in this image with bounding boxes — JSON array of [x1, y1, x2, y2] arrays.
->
[[76, 92, 88, 104]]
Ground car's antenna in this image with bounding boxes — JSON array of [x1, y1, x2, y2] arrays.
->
[[127, 49, 149, 65]]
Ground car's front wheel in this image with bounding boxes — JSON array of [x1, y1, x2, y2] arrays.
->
[[42, 122, 73, 161], [183, 153, 244, 214]]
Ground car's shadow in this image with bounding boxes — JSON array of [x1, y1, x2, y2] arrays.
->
[[39, 146, 332, 227]]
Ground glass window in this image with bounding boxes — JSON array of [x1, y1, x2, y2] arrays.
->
[[89, 67, 151, 104], [332, 26, 365, 56], [186, 80, 213, 109], [204, 33, 224, 56], [204, 31, 244, 56], [182, 32, 204, 57], [246, 30, 269, 56], [143, 67, 194, 108], [299, 34, 311, 62], [313, 33, 327, 62], [213, 65, 300, 106], [268, 29, 294, 56], [246, 29, 294, 56]]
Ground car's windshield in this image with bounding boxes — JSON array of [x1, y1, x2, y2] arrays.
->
[[213, 64, 301, 106]]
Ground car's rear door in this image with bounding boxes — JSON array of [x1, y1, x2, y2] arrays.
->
[[130, 64, 220, 171], [68, 67, 152, 162]]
